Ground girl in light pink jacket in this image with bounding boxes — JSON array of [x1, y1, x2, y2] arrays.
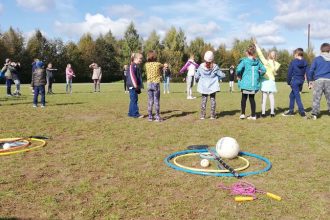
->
[[66, 63, 75, 94]]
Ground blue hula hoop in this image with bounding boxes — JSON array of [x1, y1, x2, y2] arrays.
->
[[164, 149, 272, 177]]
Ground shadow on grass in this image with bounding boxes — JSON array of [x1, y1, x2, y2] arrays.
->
[[55, 102, 85, 106], [162, 110, 197, 120], [217, 109, 241, 117], [275, 107, 312, 114]]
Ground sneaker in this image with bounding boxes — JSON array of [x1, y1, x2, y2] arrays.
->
[[247, 116, 257, 120], [167, 91, 170, 94], [300, 112, 306, 117], [270, 114, 275, 117], [187, 96, 192, 99], [309, 114, 317, 120], [200, 117, 205, 120], [154, 116, 163, 122], [138, 115, 144, 119], [148, 115, 153, 122], [239, 114, 245, 119], [33, 104, 37, 108], [191, 96, 196, 99], [210, 116, 216, 120], [261, 114, 266, 118], [164, 91, 166, 94], [7, 94, 13, 97], [41, 105, 45, 108], [282, 110, 294, 116]]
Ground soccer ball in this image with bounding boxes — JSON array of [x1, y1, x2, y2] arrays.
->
[[2, 143, 11, 150], [200, 159, 210, 168], [216, 137, 240, 159]]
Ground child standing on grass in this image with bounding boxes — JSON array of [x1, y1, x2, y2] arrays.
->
[[66, 63, 75, 94], [282, 48, 308, 118], [31, 61, 46, 108], [236, 45, 266, 120], [228, 65, 236, 93], [254, 39, 281, 118], [307, 43, 330, 120], [162, 63, 171, 94], [123, 65, 129, 93], [180, 55, 199, 99], [89, 63, 102, 92], [195, 51, 225, 120], [126, 53, 144, 118], [145, 51, 163, 122], [46, 63, 57, 94]]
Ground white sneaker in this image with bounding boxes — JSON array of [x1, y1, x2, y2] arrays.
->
[[239, 114, 245, 119], [164, 91, 166, 94], [167, 91, 170, 94], [187, 96, 192, 99], [191, 96, 196, 99], [33, 104, 37, 108], [41, 105, 45, 108], [247, 116, 257, 120]]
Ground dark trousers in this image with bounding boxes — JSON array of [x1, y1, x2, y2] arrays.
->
[[289, 80, 305, 114], [6, 78, 12, 95], [241, 93, 256, 116], [33, 85, 45, 106], [128, 88, 140, 117]]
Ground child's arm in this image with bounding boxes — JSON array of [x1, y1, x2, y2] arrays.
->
[[179, 61, 189, 73], [259, 63, 266, 76], [307, 59, 316, 82], [236, 59, 245, 77], [195, 66, 201, 82], [255, 43, 268, 65]]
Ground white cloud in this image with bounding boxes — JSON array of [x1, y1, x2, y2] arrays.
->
[[257, 36, 286, 45], [54, 13, 131, 39], [247, 21, 280, 37], [274, 0, 330, 39], [16, 0, 55, 12], [106, 4, 143, 18]]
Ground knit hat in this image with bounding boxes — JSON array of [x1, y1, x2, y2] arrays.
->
[[204, 51, 214, 62], [36, 61, 44, 68]]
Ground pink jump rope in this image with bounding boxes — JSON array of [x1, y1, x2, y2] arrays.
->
[[218, 181, 282, 202]]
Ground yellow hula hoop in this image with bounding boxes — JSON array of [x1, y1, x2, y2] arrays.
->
[[0, 138, 47, 156], [173, 153, 250, 173]]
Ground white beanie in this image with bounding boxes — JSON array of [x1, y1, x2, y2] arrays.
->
[[204, 51, 214, 62]]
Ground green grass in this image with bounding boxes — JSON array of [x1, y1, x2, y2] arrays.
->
[[0, 82, 329, 219]]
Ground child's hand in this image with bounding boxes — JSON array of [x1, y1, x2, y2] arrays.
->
[[182, 77, 185, 82], [308, 82, 313, 89]]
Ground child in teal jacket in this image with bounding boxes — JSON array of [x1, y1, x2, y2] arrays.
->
[[236, 45, 266, 120]]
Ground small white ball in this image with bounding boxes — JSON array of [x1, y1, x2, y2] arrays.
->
[[216, 137, 240, 159], [2, 143, 11, 150], [200, 159, 210, 168]]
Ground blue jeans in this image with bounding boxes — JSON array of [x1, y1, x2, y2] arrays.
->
[[289, 80, 305, 113], [66, 78, 72, 93], [163, 77, 170, 92], [128, 88, 140, 117], [33, 85, 45, 106], [6, 78, 12, 95]]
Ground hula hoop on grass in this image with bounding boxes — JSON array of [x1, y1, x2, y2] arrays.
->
[[164, 149, 272, 177], [173, 153, 250, 173], [0, 139, 31, 152], [0, 138, 47, 156]]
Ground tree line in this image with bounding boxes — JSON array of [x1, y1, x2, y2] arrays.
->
[[0, 22, 315, 83]]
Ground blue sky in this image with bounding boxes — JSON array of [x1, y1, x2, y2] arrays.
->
[[0, 0, 329, 52]]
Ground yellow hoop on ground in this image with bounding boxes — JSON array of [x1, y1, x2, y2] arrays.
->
[[0, 138, 47, 156], [173, 153, 249, 173]]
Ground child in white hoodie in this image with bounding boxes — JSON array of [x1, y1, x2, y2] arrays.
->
[[180, 55, 199, 99]]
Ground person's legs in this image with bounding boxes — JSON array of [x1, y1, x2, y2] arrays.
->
[[40, 85, 46, 106], [69, 79, 72, 93], [210, 93, 216, 118], [324, 80, 330, 112], [66, 77, 69, 93], [154, 83, 161, 117], [33, 86, 39, 106], [147, 84, 154, 117], [6, 78, 12, 95], [124, 78, 127, 92], [128, 88, 139, 117], [200, 94, 208, 119], [249, 94, 256, 117], [97, 79, 101, 92], [186, 76, 192, 98], [289, 89, 295, 112], [269, 92, 275, 115], [311, 80, 324, 116], [261, 92, 267, 115], [166, 77, 170, 93], [241, 93, 248, 115], [292, 81, 305, 115], [14, 79, 20, 95]]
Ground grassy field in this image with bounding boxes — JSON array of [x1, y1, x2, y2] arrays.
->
[[0, 82, 329, 219]]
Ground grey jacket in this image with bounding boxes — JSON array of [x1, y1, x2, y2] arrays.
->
[[31, 68, 47, 86]]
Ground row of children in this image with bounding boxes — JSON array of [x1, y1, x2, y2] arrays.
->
[[126, 41, 330, 121]]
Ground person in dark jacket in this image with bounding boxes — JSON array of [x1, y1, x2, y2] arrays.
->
[[46, 63, 57, 94], [228, 65, 236, 93], [31, 61, 47, 108], [282, 48, 308, 117], [126, 53, 144, 118], [1, 58, 14, 96], [307, 43, 330, 119], [162, 63, 171, 94], [123, 65, 128, 93]]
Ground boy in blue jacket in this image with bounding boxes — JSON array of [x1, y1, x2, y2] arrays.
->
[[282, 48, 308, 117], [307, 43, 330, 119]]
